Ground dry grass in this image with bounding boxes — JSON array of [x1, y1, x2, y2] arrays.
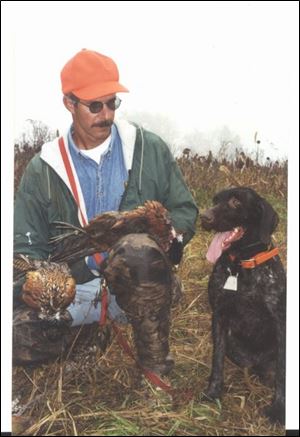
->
[[12, 224, 286, 436], [12, 148, 287, 436]]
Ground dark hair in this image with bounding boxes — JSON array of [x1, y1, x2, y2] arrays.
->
[[65, 93, 79, 106]]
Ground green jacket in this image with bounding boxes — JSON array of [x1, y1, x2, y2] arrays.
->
[[14, 119, 198, 289]]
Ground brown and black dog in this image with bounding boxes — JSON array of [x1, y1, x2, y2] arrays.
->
[[200, 187, 286, 425]]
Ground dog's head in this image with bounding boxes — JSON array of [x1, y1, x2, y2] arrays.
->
[[200, 187, 279, 262]]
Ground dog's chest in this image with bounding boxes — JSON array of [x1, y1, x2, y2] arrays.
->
[[209, 262, 265, 309]]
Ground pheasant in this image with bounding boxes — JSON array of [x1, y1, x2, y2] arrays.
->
[[50, 201, 183, 265], [13, 254, 76, 322]]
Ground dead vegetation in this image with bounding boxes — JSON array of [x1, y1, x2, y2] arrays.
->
[[12, 147, 287, 436]]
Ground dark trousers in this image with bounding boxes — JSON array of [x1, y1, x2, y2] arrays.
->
[[13, 234, 178, 375]]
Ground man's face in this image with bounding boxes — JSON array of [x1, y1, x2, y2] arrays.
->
[[64, 93, 118, 144]]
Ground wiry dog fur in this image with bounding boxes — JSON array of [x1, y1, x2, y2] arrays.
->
[[200, 187, 286, 425]]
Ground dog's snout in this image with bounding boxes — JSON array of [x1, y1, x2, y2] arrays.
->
[[200, 210, 214, 223]]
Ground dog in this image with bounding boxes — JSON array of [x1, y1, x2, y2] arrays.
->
[[200, 187, 286, 425]]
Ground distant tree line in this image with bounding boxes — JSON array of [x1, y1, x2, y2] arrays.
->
[[14, 119, 287, 202]]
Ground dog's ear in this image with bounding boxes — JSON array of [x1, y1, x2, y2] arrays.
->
[[258, 198, 279, 245]]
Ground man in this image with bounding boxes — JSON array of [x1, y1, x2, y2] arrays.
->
[[13, 49, 198, 374]]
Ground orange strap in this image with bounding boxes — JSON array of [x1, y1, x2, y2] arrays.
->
[[58, 137, 87, 226], [99, 279, 109, 326], [58, 137, 104, 266], [111, 320, 194, 402], [240, 247, 279, 269]]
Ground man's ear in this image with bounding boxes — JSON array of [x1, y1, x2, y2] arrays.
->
[[63, 96, 76, 114]]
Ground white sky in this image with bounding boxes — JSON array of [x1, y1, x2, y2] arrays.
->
[[1, 1, 299, 431], [3, 0, 299, 157]]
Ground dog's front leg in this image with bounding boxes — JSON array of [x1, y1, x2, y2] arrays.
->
[[204, 311, 227, 400]]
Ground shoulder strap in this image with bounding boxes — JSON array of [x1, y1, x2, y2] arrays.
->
[[58, 137, 87, 226]]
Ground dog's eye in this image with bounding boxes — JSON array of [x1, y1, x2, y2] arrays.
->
[[228, 197, 241, 208]]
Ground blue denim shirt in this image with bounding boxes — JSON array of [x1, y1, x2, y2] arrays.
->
[[67, 124, 129, 324], [68, 124, 128, 220]]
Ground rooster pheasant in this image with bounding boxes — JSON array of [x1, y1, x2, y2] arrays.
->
[[13, 254, 76, 322], [50, 201, 183, 265]]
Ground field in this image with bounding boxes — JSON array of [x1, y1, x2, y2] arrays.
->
[[12, 148, 287, 436]]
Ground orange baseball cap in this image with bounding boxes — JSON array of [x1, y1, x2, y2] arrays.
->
[[61, 49, 129, 99]]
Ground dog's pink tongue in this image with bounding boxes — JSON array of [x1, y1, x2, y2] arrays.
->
[[206, 231, 232, 263]]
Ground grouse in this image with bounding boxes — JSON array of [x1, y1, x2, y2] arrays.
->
[[13, 254, 76, 322]]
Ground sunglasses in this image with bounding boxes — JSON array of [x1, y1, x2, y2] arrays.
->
[[76, 96, 122, 113]]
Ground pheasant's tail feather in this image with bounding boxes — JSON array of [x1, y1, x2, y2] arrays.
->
[[50, 246, 97, 263], [50, 222, 87, 243], [52, 221, 86, 233], [50, 221, 91, 262]]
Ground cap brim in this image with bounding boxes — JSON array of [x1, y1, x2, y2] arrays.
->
[[72, 82, 129, 100]]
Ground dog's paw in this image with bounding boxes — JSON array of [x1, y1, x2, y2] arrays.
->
[[201, 386, 222, 402], [264, 402, 285, 425]]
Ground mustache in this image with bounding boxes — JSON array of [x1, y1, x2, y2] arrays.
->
[[91, 120, 113, 128]]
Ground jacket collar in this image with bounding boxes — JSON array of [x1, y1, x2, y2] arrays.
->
[[114, 118, 136, 170], [40, 118, 137, 179]]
